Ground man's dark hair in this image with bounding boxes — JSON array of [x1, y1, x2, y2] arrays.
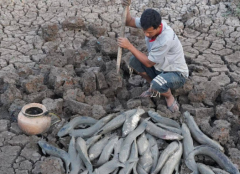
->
[[140, 9, 162, 30]]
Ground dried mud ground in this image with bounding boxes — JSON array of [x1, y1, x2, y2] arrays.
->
[[0, 0, 240, 173]]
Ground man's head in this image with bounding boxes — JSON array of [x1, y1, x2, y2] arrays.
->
[[140, 9, 162, 38]]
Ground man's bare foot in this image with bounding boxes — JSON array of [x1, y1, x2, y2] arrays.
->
[[165, 95, 179, 113], [140, 88, 153, 97]]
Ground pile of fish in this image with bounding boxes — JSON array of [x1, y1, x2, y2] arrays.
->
[[38, 107, 240, 174]]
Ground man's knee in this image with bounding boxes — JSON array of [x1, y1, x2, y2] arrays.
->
[[151, 72, 186, 92], [129, 56, 145, 73], [150, 76, 169, 93], [138, 72, 147, 76], [129, 56, 140, 69]]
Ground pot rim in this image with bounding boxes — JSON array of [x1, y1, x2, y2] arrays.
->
[[21, 103, 48, 117]]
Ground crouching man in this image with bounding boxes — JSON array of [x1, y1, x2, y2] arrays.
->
[[118, 1, 189, 113]]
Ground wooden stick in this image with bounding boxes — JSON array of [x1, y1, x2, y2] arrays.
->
[[116, 6, 128, 74]]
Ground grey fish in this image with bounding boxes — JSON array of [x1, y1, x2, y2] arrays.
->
[[183, 111, 224, 152], [160, 141, 183, 174], [130, 140, 139, 174], [119, 161, 136, 174], [119, 140, 139, 174], [88, 135, 111, 161], [97, 136, 119, 166], [146, 134, 159, 173], [122, 107, 144, 137], [119, 121, 147, 163], [144, 119, 183, 140], [148, 110, 180, 128], [96, 109, 136, 135], [76, 137, 93, 173], [113, 138, 123, 159], [210, 166, 231, 174], [93, 159, 125, 174], [68, 136, 85, 174], [197, 163, 215, 174], [70, 114, 114, 138], [86, 134, 102, 150], [139, 147, 153, 173], [38, 140, 70, 173], [133, 163, 138, 174], [156, 122, 182, 135], [181, 123, 194, 160], [185, 145, 240, 174], [129, 139, 139, 161], [137, 133, 149, 155], [151, 141, 179, 174], [58, 116, 97, 137]]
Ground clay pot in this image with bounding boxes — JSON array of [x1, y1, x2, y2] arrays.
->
[[18, 103, 53, 135]]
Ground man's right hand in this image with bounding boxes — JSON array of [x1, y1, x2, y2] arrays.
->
[[122, 0, 131, 6]]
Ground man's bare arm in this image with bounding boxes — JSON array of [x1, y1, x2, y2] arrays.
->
[[117, 37, 155, 67], [128, 44, 155, 67], [122, 0, 137, 28], [125, 6, 137, 28]]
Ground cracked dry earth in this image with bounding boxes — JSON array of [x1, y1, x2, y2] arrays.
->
[[0, 0, 240, 173]]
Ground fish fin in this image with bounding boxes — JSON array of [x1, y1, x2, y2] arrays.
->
[[151, 118, 158, 123], [68, 131, 73, 137], [41, 149, 46, 155], [119, 163, 125, 168], [144, 117, 151, 121], [96, 129, 103, 135], [65, 160, 70, 174], [94, 169, 99, 174], [86, 144, 90, 150], [175, 161, 180, 174], [133, 163, 138, 174]]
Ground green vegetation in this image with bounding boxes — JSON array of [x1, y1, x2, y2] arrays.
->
[[221, 1, 240, 18], [235, 2, 240, 17], [216, 30, 224, 37]]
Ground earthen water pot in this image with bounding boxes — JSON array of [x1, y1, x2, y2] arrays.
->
[[18, 103, 61, 135]]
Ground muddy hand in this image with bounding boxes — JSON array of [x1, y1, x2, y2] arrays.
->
[[122, 0, 131, 6], [117, 37, 132, 49]]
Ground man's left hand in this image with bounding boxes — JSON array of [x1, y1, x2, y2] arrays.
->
[[117, 37, 132, 49]]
